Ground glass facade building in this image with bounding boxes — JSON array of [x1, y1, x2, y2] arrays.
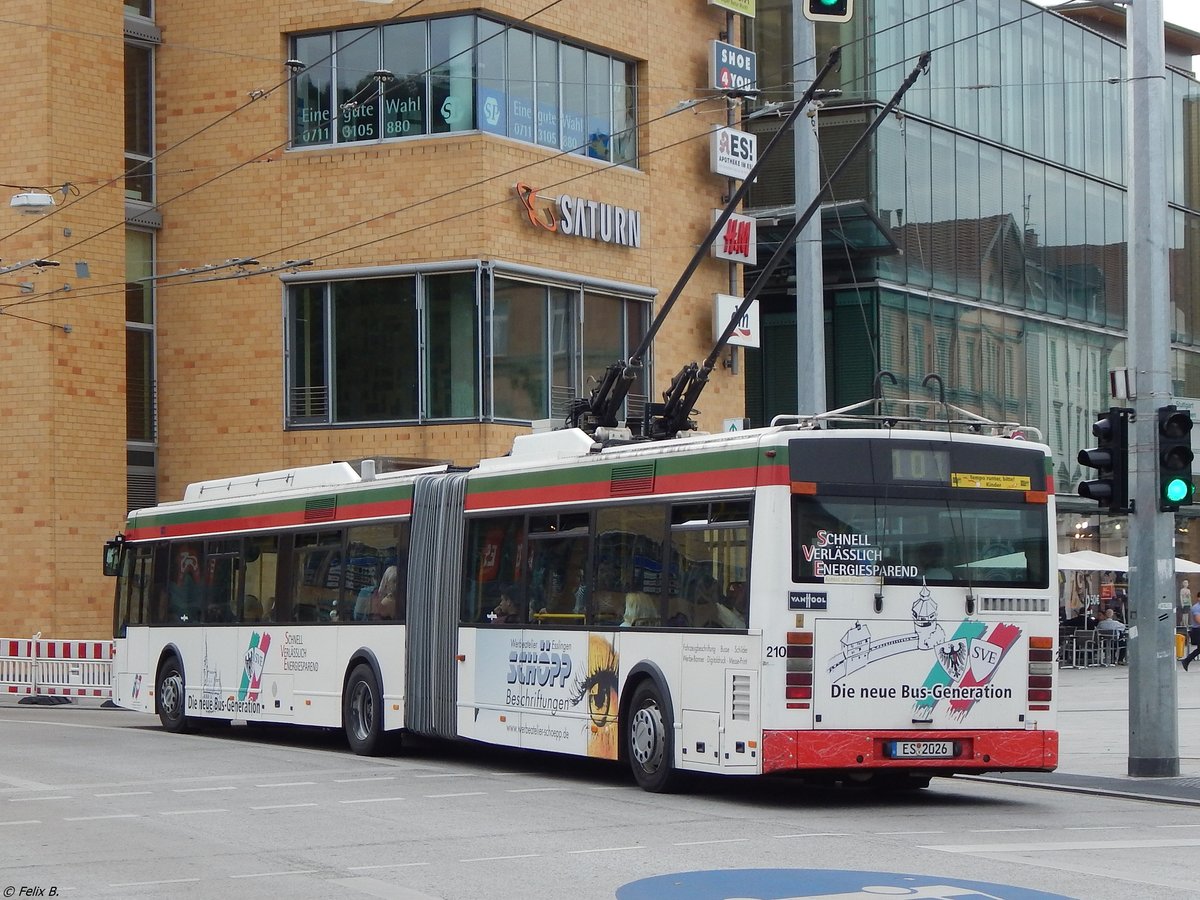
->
[[745, 0, 1200, 539]]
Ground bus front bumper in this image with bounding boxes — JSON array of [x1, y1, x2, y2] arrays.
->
[[761, 729, 1058, 774]]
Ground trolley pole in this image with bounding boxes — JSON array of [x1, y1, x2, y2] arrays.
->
[[1125, 0, 1179, 777]]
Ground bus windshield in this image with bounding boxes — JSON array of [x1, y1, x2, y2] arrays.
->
[[792, 495, 1050, 588]]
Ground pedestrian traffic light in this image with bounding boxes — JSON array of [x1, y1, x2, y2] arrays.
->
[[1077, 408, 1131, 514], [1157, 405, 1194, 511], [804, 0, 854, 24]]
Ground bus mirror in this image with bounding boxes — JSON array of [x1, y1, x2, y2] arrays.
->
[[103, 536, 125, 577]]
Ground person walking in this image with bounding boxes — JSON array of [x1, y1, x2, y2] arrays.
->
[[1183, 594, 1200, 672]]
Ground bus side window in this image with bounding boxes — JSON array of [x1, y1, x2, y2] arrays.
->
[[462, 515, 525, 624]]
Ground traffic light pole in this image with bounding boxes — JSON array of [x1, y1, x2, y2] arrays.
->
[[1125, 0, 1179, 778]]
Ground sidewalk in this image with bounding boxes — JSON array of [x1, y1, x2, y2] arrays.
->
[[976, 662, 1200, 804]]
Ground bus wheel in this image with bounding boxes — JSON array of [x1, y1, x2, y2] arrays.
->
[[156, 657, 190, 733], [343, 663, 384, 756], [627, 681, 677, 792]]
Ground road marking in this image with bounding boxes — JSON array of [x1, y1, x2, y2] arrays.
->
[[95, 791, 153, 798], [876, 830, 946, 836], [968, 828, 1039, 834], [673, 838, 750, 847], [339, 797, 405, 804], [413, 773, 478, 779], [424, 792, 486, 799], [0, 820, 41, 826], [111, 878, 201, 887], [9, 796, 72, 802], [347, 863, 429, 871], [506, 787, 564, 793], [1157, 823, 1200, 829], [64, 814, 141, 821], [775, 832, 850, 838], [569, 845, 648, 855], [160, 809, 229, 816], [334, 776, 395, 783], [255, 781, 316, 788], [1065, 825, 1131, 831], [230, 870, 318, 879], [173, 786, 237, 793], [925, 838, 1200, 853], [461, 853, 540, 862], [250, 803, 318, 810]]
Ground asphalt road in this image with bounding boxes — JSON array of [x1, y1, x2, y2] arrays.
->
[[1, 700, 1197, 900]]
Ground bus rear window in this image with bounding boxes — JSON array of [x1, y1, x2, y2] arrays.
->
[[791, 495, 1049, 588]]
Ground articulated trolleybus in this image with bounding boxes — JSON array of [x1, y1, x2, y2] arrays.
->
[[107, 411, 1058, 791]]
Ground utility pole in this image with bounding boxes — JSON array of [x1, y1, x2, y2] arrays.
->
[[1125, 0, 1179, 777], [793, 2, 826, 414]]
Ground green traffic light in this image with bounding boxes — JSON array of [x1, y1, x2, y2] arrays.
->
[[818, 0, 838, 4], [1165, 477, 1192, 504]]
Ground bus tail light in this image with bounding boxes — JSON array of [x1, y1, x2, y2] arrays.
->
[[1028, 636, 1054, 710], [785, 631, 813, 709]]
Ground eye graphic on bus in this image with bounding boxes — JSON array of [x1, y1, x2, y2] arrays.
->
[[571, 635, 619, 758]]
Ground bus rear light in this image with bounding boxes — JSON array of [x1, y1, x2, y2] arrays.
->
[[1028, 662, 1053, 676], [786, 686, 812, 701], [786, 672, 812, 686], [1028, 675, 1052, 689], [785, 645, 812, 659], [1027, 636, 1053, 710], [1029, 636, 1054, 650], [1028, 689, 1052, 702], [786, 631, 814, 645]]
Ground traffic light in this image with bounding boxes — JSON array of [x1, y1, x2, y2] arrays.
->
[[1077, 408, 1130, 513], [804, 0, 854, 24], [1157, 405, 1194, 511]]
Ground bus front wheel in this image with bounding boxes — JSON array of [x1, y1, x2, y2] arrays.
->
[[156, 657, 191, 733], [626, 681, 677, 792], [343, 663, 384, 756]]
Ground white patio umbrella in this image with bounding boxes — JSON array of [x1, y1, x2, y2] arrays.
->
[[1058, 549, 1127, 571], [1113, 555, 1200, 574]]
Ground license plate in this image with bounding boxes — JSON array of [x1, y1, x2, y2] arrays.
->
[[887, 740, 955, 759]]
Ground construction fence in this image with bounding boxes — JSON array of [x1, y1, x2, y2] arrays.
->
[[0, 635, 114, 701]]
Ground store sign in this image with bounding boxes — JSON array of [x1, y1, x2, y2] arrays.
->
[[710, 126, 757, 180], [713, 293, 760, 347], [711, 211, 757, 265], [515, 182, 642, 249], [709, 41, 757, 93], [708, 0, 756, 17]]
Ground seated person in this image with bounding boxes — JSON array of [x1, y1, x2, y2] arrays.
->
[[622, 592, 660, 627], [243, 594, 263, 622], [490, 586, 523, 624]]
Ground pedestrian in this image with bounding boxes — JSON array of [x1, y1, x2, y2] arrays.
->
[[1183, 593, 1200, 672]]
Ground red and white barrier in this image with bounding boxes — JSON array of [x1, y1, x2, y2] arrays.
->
[[0, 635, 113, 700]]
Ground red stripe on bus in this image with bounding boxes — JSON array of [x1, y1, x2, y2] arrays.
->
[[466, 467, 761, 511], [126, 499, 413, 541]]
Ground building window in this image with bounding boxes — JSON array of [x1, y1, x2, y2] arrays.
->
[[288, 16, 637, 164], [286, 265, 649, 427], [124, 42, 154, 202]]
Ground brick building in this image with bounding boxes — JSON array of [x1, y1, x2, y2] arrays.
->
[[0, 0, 747, 637]]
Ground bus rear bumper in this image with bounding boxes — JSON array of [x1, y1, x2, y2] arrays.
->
[[761, 729, 1058, 774]]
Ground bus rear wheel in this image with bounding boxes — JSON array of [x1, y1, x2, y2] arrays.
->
[[156, 657, 191, 733], [626, 681, 677, 792], [343, 663, 384, 756]]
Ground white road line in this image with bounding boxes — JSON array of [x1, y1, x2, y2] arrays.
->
[[1065, 825, 1131, 831], [334, 776, 395, 783], [876, 830, 946, 836], [568, 845, 648, 855], [1157, 824, 1200, 829], [347, 863, 430, 871], [968, 828, 1039, 834], [0, 820, 41, 826], [775, 832, 850, 838], [506, 787, 565, 793], [413, 773, 478, 779], [250, 803, 318, 810], [9, 796, 72, 802], [172, 786, 237, 793], [925, 837, 1200, 854], [95, 791, 153, 798], [424, 792, 486, 799], [160, 809, 229, 816], [673, 838, 750, 847], [64, 814, 141, 821], [461, 854, 541, 862], [111, 878, 201, 887], [339, 797, 405, 804], [230, 870, 318, 879], [254, 781, 316, 788]]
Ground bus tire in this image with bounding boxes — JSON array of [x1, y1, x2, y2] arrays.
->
[[343, 663, 384, 756], [626, 680, 677, 793], [156, 656, 191, 734]]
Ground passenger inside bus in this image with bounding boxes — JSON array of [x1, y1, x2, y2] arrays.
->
[[490, 585, 523, 624], [244, 594, 263, 622], [918, 542, 952, 580]]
